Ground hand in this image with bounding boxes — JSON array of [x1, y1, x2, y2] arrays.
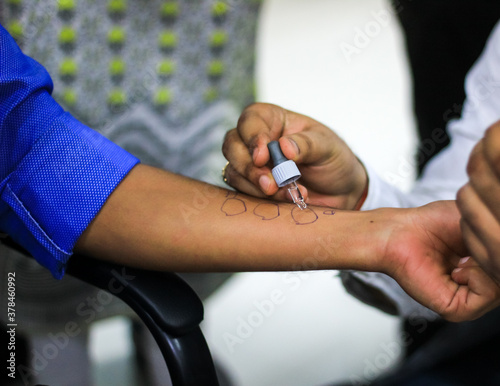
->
[[380, 200, 500, 322], [457, 120, 500, 284], [222, 103, 368, 209]]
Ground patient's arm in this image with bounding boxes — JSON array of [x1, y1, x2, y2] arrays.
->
[[76, 164, 377, 272], [76, 164, 500, 321]]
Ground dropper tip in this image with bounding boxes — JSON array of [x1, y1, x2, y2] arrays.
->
[[287, 182, 307, 210], [296, 200, 308, 210]]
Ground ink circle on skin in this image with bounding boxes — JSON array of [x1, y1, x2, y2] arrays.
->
[[323, 209, 335, 216], [221, 197, 247, 216], [291, 206, 318, 225], [253, 203, 280, 220]]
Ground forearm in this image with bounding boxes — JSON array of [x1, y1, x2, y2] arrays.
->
[[76, 169, 500, 322], [76, 164, 385, 273]]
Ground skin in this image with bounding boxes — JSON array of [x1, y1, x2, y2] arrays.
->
[[457, 121, 500, 284], [75, 164, 500, 322]]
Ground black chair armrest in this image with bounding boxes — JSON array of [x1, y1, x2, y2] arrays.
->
[[66, 255, 203, 336], [1, 236, 219, 386]]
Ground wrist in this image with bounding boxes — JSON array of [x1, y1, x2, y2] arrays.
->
[[329, 209, 397, 273], [357, 208, 407, 274]]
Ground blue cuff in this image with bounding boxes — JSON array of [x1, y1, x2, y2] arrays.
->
[[0, 112, 139, 279]]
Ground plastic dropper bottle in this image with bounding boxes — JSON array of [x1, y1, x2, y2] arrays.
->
[[267, 141, 307, 210]]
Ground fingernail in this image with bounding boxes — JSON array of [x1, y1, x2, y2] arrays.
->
[[287, 138, 300, 159], [259, 174, 271, 192], [253, 147, 261, 164], [453, 267, 463, 274], [459, 256, 470, 265]]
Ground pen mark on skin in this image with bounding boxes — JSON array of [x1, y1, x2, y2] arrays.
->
[[253, 203, 280, 220], [292, 206, 318, 225], [221, 193, 247, 216], [323, 209, 336, 216]]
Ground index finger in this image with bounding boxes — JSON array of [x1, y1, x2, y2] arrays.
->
[[236, 103, 287, 167], [483, 120, 500, 179], [466, 140, 500, 225]]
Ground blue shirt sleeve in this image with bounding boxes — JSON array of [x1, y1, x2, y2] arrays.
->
[[0, 24, 140, 279]]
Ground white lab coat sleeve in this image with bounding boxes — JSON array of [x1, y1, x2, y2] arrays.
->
[[344, 20, 500, 319]]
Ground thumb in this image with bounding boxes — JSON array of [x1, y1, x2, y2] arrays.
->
[[279, 130, 341, 166], [449, 265, 500, 319]]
